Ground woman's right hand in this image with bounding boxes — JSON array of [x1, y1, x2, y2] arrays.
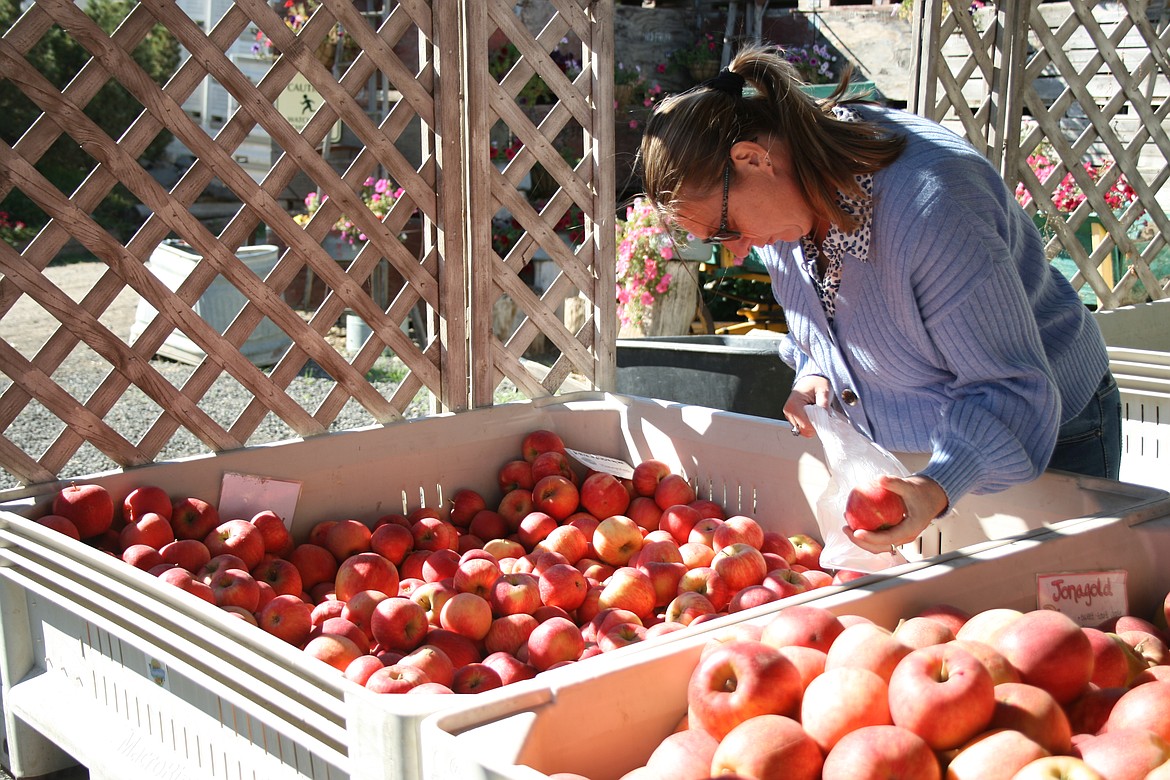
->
[[783, 375, 833, 437]]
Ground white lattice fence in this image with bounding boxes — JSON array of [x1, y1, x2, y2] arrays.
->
[[915, 0, 1170, 310]]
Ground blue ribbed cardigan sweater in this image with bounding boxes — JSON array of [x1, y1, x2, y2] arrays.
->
[[758, 105, 1109, 504]]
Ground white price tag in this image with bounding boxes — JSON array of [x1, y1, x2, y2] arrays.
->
[[564, 448, 635, 479], [219, 472, 301, 525], [1036, 570, 1128, 626]]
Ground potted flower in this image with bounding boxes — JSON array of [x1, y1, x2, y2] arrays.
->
[[0, 211, 36, 250], [295, 176, 405, 249], [667, 32, 722, 83], [251, 0, 356, 68], [784, 44, 838, 85], [1015, 144, 1138, 305], [616, 197, 701, 336]]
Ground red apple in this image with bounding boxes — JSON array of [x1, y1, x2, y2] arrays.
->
[[196, 553, 249, 585], [288, 543, 339, 592], [762, 568, 812, 600], [203, 519, 265, 571], [992, 609, 1094, 705], [643, 725, 719, 780], [710, 714, 823, 780], [439, 591, 493, 641], [1064, 686, 1126, 736], [526, 616, 584, 671], [677, 566, 733, 612], [521, 429, 565, 463], [760, 531, 797, 564], [256, 593, 313, 646], [341, 589, 389, 640], [335, 551, 400, 602], [990, 682, 1073, 755], [538, 563, 588, 612], [1083, 627, 1137, 689], [303, 633, 364, 672], [1074, 728, 1170, 780], [824, 622, 911, 683], [369, 521, 414, 566], [448, 488, 487, 528], [534, 525, 589, 566], [481, 650, 538, 686], [844, 480, 906, 531], [365, 664, 429, 694], [122, 485, 172, 523], [951, 638, 1022, 686], [788, 533, 824, 571], [451, 663, 503, 694], [159, 538, 210, 573], [679, 541, 715, 569], [344, 655, 386, 687], [653, 474, 695, 510], [597, 566, 656, 619], [1102, 680, 1170, 742], [53, 482, 114, 539], [1009, 756, 1106, 779], [686, 639, 802, 740], [122, 543, 164, 571], [488, 571, 541, 617], [658, 503, 702, 546], [170, 496, 220, 542], [597, 621, 648, 652], [399, 644, 455, 687], [530, 451, 576, 483], [820, 724, 940, 780], [592, 515, 644, 567], [626, 496, 663, 533], [497, 459, 535, 493], [420, 548, 461, 583], [689, 498, 726, 520], [892, 616, 955, 649], [467, 509, 509, 542], [664, 590, 716, 625], [711, 542, 767, 592], [579, 472, 631, 521], [631, 459, 671, 498], [117, 509, 174, 552], [323, 519, 373, 562], [483, 613, 539, 656], [34, 514, 80, 540], [887, 643, 995, 751], [517, 510, 559, 551], [497, 489, 535, 531], [915, 603, 971, 635], [945, 728, 1050, 780], [370, 596, 429, 653], [761, 604, 845, 653], [411, 516, 458, 552], [208, 567, 261, 611], [777, 645, 828, 695], [712, 514, 765, 551], [531, 476, 579, 523], [955, 607, 1023, 645], [409, 580, 456, 625], [801, 666, 892, 753]]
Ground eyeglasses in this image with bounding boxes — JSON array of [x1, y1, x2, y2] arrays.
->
[[707, 158, 741, 245]]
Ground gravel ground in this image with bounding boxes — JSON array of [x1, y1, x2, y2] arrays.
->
[[0, 261, 524, 492]]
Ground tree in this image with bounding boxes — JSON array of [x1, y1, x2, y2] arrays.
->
[[0, 0, 180, 241]]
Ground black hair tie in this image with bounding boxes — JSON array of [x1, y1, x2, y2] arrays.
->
[[703, 68, 745, 98]]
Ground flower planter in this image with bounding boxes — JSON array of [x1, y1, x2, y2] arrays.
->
[[615, 333, 795, 418], [798, 80, 877, 99], [129, 241, 291, 366]]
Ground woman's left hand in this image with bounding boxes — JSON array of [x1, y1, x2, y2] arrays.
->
[[846, 474, 950, 552]]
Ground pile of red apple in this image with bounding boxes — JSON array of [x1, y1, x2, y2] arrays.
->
[[36, 429, 846, 695], [601, 600, 1170, 780]]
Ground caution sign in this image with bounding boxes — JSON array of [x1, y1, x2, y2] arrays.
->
[[277, 73, 342, 145]]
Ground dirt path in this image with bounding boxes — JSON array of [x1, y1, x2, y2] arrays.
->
[[1, 261, 140, 362]]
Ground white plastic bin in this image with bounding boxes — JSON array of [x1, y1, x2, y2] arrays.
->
[[129, 240, 291, 366], [1094, 300, 1170, 489], [0, 393, 1164, 780], [421, 507, 1170, 780]]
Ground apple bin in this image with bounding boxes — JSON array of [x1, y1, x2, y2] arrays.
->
[[420, 503, 1170, 780], [0, 393, 1166, 780]]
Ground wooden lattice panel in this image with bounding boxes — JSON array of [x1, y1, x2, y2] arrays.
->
[[0, 0, 612, 490], [467, 0, 615, 409], [915, 0, 1170, 310]]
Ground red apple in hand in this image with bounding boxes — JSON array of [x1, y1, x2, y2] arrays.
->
[[844, 480, 906, 532]]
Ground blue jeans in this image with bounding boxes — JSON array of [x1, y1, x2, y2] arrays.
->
[[1046, 371, 1122, 480]]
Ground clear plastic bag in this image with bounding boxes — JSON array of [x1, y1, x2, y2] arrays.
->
[[806, 405, 909, 574]]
